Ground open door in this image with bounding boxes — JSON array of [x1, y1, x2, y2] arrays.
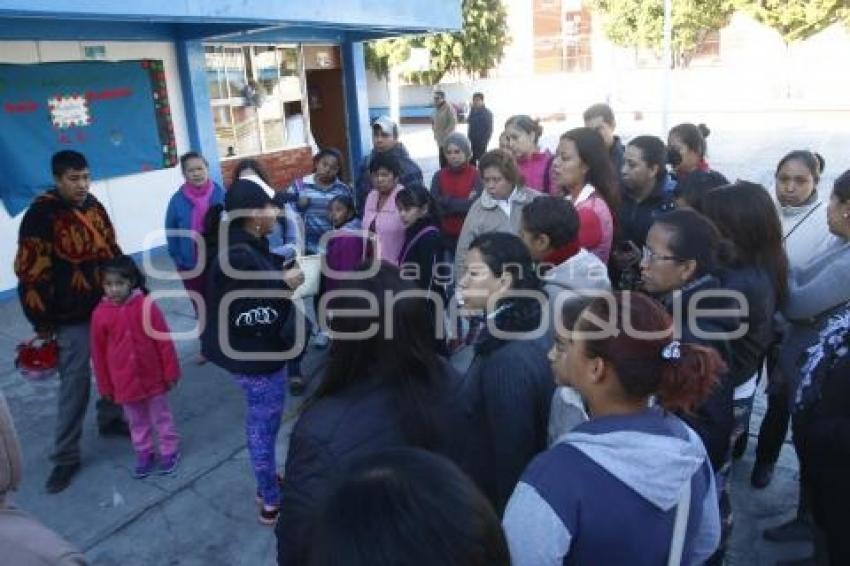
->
[[304, 45, 350, 181]]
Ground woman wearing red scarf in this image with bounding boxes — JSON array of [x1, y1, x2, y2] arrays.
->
[[164, 152, 224, 319]]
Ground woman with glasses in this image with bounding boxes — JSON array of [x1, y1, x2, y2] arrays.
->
[[640, 208, 740, 564]]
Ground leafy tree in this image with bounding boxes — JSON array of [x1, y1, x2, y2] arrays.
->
[[732, 0, 849, 42], [589, 0, 733, 67], [365, 0, 509, 84]]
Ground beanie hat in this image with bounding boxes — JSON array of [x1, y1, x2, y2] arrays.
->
[[225, 178, 274, 213], [443, 132, 472, 160]]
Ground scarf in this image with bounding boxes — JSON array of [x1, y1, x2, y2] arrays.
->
[[794, 302, 850, 413], [181, 179, 214, 234], [543, 242, 579, 268]]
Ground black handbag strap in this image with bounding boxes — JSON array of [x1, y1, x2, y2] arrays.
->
[[784, 201, 822, 243]]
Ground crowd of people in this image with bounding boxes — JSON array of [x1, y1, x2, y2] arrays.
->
[[6, 94, 850, 565]]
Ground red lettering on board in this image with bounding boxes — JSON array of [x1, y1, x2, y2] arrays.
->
[[4, 101, 39, 114], [85, 87, 132, 101]]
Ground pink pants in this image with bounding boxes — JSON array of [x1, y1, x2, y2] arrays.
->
[[122, 393, 180, 458]]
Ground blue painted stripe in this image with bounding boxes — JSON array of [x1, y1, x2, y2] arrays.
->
[[0, 1, 463, 32], [0, 18, 176, 41], [175, 39, 223, 187], [369, 105, 435, 120], [342, 41, 370, 178]]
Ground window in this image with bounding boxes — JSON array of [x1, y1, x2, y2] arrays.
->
[[204, 44, 309, 159], [532, 0, 593, 74]]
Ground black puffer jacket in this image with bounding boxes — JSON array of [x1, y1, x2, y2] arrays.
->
[[720, 265, 778, 387], [201, 226, 295, 375], [618, 179, 677, 250], [459, 300, 555, 515], [276, 358, 466, 565], [662, 274, 739, 470]]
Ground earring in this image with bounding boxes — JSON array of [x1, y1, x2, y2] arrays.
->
[[255, 224, 262, 232]]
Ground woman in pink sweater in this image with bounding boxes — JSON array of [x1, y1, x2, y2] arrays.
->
[[551, 127, 620, 263], [504, 115, 552, 194], [91, 256, 180, 479], [363, 152, 407, 265]]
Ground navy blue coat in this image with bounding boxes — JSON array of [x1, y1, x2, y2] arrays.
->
[[662, 274, 739, 471], [276, 359, 467, 565], [459, 301, 555, 516]]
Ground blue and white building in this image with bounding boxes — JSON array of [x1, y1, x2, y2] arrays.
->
[[0, 1, 460, 294]]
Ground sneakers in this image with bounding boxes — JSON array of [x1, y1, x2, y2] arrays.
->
[[45, 463, 80, 494], [288, 376, 307, 396], [134, 453, 156, 478], [255, 473, 285, 505], [98, 420, 130, 438], [259, 505, 280, 526], [159, 451, 181, 475], [763, 516, 813, 543], [750, 461, 775, 489]]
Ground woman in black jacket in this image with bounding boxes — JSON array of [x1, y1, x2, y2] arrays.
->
[[640, 208, 741, 565], [276, 264, 466, 565], [201, 179, 305, 526], [697, 182, 789, 458], [395, 183, 445, 300], [456, 232, 554, 516], [793, 302, 850, 565]]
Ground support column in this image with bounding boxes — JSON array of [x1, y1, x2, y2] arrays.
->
[[341, 40, 370, 179], [175, 39, 223, 185]]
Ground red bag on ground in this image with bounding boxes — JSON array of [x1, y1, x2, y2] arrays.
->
[[15, 337, 59, 381]]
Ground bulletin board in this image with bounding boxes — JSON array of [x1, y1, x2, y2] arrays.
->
[[0, 59, 178, 216]]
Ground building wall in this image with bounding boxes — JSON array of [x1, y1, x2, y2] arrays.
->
[[219, 147, 314, 189], [367, 12, 850, 125], [0, 40, 190, 293]]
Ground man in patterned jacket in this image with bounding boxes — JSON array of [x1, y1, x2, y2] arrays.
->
[[15, 150, 127, 493]]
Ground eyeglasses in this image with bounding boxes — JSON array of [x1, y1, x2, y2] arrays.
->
[[642, 246, 681, 263]]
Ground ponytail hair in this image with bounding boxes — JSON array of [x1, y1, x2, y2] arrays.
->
[[669, 123, 710, 158], [657, 343, 725, 413], [505, 115, 543, 143], [576, 292, 725, 413], [395, 183, 441, 226]]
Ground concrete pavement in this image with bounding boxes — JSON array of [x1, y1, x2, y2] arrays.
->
[[1, 235, 816, 565]]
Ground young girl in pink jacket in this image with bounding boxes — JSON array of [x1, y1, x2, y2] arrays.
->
[[91, 256, 181, 478]]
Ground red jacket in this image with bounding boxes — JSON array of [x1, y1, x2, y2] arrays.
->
[[91, 291, 180, 404]]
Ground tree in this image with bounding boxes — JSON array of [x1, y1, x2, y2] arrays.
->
[[364, 0, 509, 84], [732, 0, 849, 42], [589, 0, 734, 67]]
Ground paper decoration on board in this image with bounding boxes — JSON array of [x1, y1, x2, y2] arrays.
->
[[0, 59, 178, 216], [48, 95, 91, 129]]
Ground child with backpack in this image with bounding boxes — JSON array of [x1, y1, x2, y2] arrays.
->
[[90, 256, 181, 478]]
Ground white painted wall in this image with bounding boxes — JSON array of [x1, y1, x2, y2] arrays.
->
[[366, 13, 850, 121], [0, 40, 190, 293]]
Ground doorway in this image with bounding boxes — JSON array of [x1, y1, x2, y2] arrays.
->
[[304, 45, 350, 181]]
